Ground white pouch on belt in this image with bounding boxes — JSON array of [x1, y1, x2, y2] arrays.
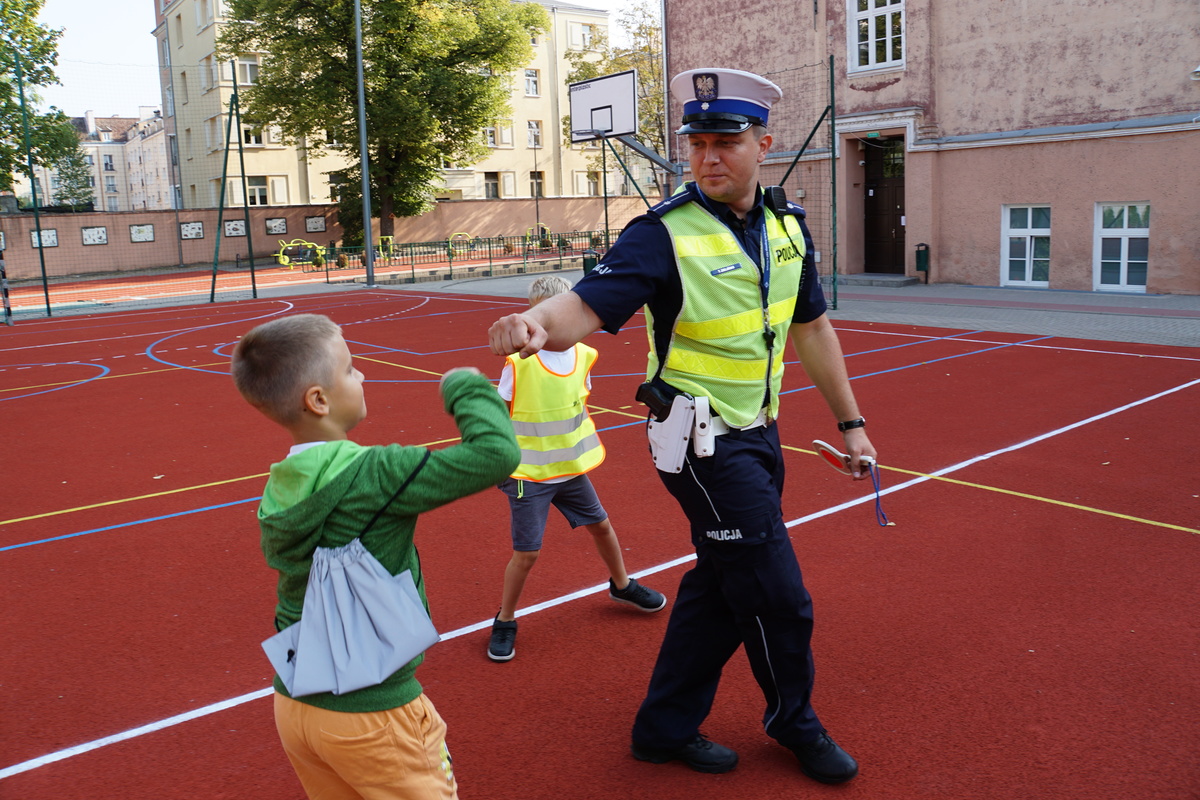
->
[[646, 393, 695, 473], [692, 395, 715, 458]]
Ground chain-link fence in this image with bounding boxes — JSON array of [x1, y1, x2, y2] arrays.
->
[[664, 59, 839, 303], [1, 54, 646, 320]]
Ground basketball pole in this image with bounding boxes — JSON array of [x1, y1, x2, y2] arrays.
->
[[354, 0, 376, 286]]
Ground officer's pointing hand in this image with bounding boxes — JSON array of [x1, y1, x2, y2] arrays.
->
[[488, 313, 548, 359]]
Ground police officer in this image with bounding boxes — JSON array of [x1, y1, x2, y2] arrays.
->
[[488, 67, 875, 785]]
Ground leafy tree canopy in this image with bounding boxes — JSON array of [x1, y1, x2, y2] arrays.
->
[[0, 0, 79, 192], [52, 143, 94, 209], [217, 0, 547, 238]]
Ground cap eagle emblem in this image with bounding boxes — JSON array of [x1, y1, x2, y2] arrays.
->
[[693, 74, 718, 102]]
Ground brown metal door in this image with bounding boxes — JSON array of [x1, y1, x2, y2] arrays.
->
[[863, 138, 906, 274]]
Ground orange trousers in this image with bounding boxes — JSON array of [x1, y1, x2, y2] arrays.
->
[[274, 692, 458, 800]]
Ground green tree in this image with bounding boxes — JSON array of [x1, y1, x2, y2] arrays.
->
[[52, 143, 94, 210], [564, 0, 668, 199], [0, 0, 79, 193], [217, 0, 546, 242]]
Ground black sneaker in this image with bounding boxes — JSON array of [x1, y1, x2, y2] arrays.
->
[[788, 731, 859, 784], [609, 578, 667, 612], [631, 733, 738, 774], [487, 617, 517, 662]]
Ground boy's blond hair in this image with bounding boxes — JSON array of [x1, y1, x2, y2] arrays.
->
[[231, 314, 342, 424], [527, 274, 572, 306]]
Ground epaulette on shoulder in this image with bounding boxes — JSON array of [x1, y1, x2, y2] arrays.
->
[[646, 183, 698, 219], [784, 201, 808, 220]]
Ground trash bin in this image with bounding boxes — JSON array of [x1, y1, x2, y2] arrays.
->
[[914, 243, 930, 283], [582, 249, 600, 276]]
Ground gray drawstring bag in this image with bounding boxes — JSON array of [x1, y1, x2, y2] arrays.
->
[[262, 451, 438, 697]]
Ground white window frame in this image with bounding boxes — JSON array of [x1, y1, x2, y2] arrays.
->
[[847, 0, 905, 74], [570, 22, 600, 50], [1093, 203, 1150, 293], [483, 120, 512, 148], [527, 120, 542, 148], [1001, 205, 1051, 288], [483, 171, 501, 199], [246, 175, 269, 205], [242, 125, 264, 146], [525, 69, 540, 96], [236, 55, 259, 86]]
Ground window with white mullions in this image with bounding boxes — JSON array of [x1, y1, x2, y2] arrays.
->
[[849, 0, 904, 73], [247, 176, 268, 205], [1094, 204, 1150, 292], [1002, 205, 1051, 287], [237, 55, 259, 86]]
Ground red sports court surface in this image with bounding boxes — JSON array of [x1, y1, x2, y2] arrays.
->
[[2, 289, 1197, 799]]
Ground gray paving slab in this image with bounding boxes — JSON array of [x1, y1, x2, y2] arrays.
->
[[378, 269, 1200, 349]]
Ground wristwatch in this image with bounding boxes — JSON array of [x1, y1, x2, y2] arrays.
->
[[837, 416, 866, 433]]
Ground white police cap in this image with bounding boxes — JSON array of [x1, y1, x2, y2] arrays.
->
[[670, 68, 783, 134]]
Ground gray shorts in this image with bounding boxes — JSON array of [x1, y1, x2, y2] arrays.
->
[[498, 474, 608, 551]]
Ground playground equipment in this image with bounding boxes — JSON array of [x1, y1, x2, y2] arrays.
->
[[273, 238, 326, 268]]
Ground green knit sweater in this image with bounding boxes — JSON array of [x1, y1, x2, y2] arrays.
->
[[257, 371, 519, 712]]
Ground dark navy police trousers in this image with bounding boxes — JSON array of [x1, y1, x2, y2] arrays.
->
[[631, 422, 824, 748]]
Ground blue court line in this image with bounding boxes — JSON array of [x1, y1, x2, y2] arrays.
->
[[0, 362, 111, 402], [3, 333, 1053, 552], [781, 333, 1055, 396], [0, 498, 260, 553]]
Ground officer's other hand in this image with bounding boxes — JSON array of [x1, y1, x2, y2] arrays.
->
[[843, 429, 876, 481], [488, 313, 548, 358]]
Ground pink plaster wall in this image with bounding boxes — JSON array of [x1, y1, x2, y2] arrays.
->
[[0, 198, 646, 281], [906, 133, 1199, 294]]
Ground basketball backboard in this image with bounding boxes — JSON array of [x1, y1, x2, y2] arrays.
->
[[569, 69, 638, 143]]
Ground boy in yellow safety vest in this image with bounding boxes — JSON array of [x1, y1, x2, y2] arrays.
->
[[488, 275, 667, 662]]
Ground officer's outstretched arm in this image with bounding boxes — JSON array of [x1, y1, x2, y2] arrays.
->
[[488, 290, 602, 359]]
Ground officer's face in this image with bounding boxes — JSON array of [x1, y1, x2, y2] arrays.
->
[[687, 129, 772, 213]]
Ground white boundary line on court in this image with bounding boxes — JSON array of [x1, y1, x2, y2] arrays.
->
[[3, 376, 1198, 781]]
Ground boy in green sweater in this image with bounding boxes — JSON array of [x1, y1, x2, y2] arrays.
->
[[231, 313, 519, 800]]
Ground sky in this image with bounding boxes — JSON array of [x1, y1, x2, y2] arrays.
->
[[36, 0, 164, 118], [33, 0, 628, 120]]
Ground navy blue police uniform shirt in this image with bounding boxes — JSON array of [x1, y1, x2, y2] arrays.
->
[[573, 183, 827, 359]]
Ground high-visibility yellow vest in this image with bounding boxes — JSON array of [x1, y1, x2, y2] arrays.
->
[[650, 198, 806, 427], [507, 344, 605, 481]]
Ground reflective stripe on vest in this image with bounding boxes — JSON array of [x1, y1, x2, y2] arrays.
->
[[652, 200, 805, 428], [507, 344, 605, 481]]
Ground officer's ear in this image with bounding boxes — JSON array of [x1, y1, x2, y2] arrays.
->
[[757, 131, 772, 161]]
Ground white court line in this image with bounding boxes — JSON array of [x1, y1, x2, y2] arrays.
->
[[4, 376, 1198, 781]]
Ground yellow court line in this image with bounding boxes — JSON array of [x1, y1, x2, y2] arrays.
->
[[2, 432, 471, 527], [782, 444, 1199, 536], [1, 361, 231, 394], [356, 354, 441, 376], [1, 473, 269, 526]]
